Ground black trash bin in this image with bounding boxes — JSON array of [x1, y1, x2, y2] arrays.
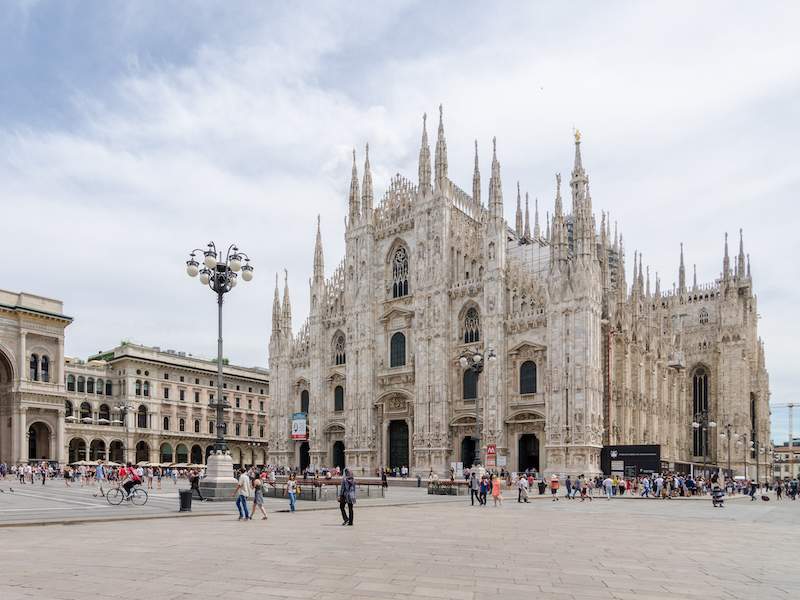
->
[[179, 489, 193, 512], [417, 475, 422, 488]]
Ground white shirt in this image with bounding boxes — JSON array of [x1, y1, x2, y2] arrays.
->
[[237, 474, 251, 497]]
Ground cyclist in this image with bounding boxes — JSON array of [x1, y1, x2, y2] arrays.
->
[[121, 462, 142, 499]]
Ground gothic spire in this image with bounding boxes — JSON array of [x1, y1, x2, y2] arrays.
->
[[638, 253, 644, 293], [418, 113, 432, 194], [515, 182, 523, 236], [722, 232, 730, 280], [272, 272, 281, 333], [693, 264, 697, 290], [313, 215, 324, 283], [737, 228, 746, 279], [554, 172, 563, 217], [546, 211, 551, 241], [533, 197, 540, 239], [524, 193, 531, 239], [678, 242, 686, 294], [348, 148, 360, 223], [570, 129, 588, 210], [488, 137, 503, 218], [655, 272, 661, 298], [747, 254, 751, 279], [646, 265, 651, 298], [434, 104, 448, 189], [472, 140, 481, 206], [282, 269, 292, 332], [361, 143, 373, 218]]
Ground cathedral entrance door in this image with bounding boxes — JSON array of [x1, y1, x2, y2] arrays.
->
[[332, 441, 345, 471], [461, 436, 477, 468], [388, 420, 409, 470], [518, 434, 540, 473], [299, 441, 310, 472]]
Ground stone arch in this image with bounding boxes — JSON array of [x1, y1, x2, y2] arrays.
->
[[135, 440, 150, 464], [109, 440, 125, 463], [68, 437, 88, 463], [160, 442, 173, 464], [89, 439, 106, 461], [458, 301, 482, 344], [331, 330, 346, 366], [386, 238, 411, 298], [175, 444, 189, 463], [28, 421, 52, 461], [0, 344, 17, 385], [190, 444, 203, 464]]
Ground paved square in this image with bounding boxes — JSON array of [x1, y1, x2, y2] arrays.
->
[[1, 492, 797, 599]]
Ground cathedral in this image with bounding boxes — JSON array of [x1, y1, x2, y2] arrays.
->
[[266, 107, 770, 478]]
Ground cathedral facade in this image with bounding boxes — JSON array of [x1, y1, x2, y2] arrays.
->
[[267, 108, 770, 478]]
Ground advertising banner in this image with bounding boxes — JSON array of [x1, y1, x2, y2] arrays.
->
[[291, 413, 307, 440], [486, 444, 497, 468]]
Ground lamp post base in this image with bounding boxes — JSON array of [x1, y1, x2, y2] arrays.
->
[[198, 451, 238, 501]]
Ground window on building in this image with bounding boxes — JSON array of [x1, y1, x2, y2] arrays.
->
[[259, 401, 264, 412], [235, 423, 241, 436], [463, 369, 478, 400], [236, 385, 240, 391], [180, 375, 184, 382], [248, 399, 252, 410], [179, 418, 185, 432], [209, 380, 213, 387], [135, 380, 142, 396], [29, 354, 39, 381], [105, 380, 112, 395], [80, 402, 91, 420], [261, 388, 265, 395], [194, 419, 200, 433], [209, 421, 215, 434], [77, 376, 85, 393], [259, 425, 264, 438], [41, 356, 50, 383], [392, 246, 409, 298], [692, 367, 709, 456], [223, 383, 227, 389], [67, 375, 76, 392], [163, 387, 169, 400], [143, 381, 150, 397], [65, 400, 73, 418], [164, 373, 169, 380], [334, 386, 344, 412], [137, 405, 148, 428], [195, 391, 200, 403], [163, 416, 170, 431], [179, 389, 185, 402], [248, 387, 253, 393], [96, 378, 104, 394], [520, 361, 537, 394], [235, 397, 240, 408], [334, 334, 346, 366], [699, 308, 709, 325], [463, 308, 481, 343], [87, 378, 95, 394], [99, 404, 110, 423], [301, 390, 309, 414], [390, 332, 406, 367], [247, 424, 253, 437]]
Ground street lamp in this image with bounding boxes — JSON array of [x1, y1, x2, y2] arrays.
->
[[186, 241, 254, 498], [719, 424, 743, 479], [750, 439, 765, 490], [692, 412, 716, 480], [459, 348, 497, 468]]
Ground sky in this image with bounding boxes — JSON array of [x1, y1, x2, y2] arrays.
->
[[1, 1, 798, 443]]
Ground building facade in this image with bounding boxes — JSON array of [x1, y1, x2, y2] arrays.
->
[[267, 108, 771, 477], [0, 291, 270, 467], [773, 442, 800, 480]]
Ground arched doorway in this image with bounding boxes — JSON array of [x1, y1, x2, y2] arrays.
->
[[388, 420, 409, 470], [205, 446, 214, 462], [332, 441, 345, 471], [109, 440, 124, 463], [160, 443, 173, 464], [518, 434, 540, 473], [175, 444, 189, 463], [68, 438, 87, 464], [89, 439, 106, 461], [461, 436, 477, 469], [299, 441, 310, 471], [191, 445, 203, 464], [28, 422, 51, 461], [135, 441, 150, 464]]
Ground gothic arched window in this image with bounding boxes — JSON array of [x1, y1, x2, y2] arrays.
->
[[135, 380, 142, 396], [194, 419, 200, 433], [692, 367, 709, 456], [390, 332, 406, 367], [699, 308, 709, 325], [463, 369, 478, 400], [143, 381, 150, 397], [41, 356, 50, 383], [334, 385, 344, 412], [520, 361, 537, 394], [463, 308, 481, 344], [29, 354, 39, 381], [301, 390, 310, 414], [392, 247, 409, 298], [137, 405, 148, 428], [333, 335, 346, 366]]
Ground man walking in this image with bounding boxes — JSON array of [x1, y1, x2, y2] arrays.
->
[[602, 475, 613, 499], [339, 468, 356, 526], [469, 470, 480, 506], [517, 473, 529, 503], [94, 460, 106, 497], [234, 469, 251, 520]]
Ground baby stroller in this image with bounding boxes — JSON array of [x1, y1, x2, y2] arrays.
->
[[711, 484, 725, 507]]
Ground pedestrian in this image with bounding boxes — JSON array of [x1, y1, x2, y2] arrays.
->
[[287, 473, 298, 512], [491, 474, 503, 507], [479, 476, 489, 505], [251, 476, 268, 520], [469, 470, 481, 506], [517, 473, 529, 503], [94, 460, 106, 497], [339, 468, 356, 526], [565, 475, 573, 500], [381, 470, 388, 493], [550, 475, 560, 501], [776, 480, 783, 500], [602, 475, 613, 499], [189, 469, 205, 501], [234, 469, 251, 520]]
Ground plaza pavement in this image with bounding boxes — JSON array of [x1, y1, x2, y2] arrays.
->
[[1, 486, 798, 600]]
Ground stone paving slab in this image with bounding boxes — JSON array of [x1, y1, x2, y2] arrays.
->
[[0, 491, 798, 599]]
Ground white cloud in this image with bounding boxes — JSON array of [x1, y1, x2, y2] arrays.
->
[[1, 1, 798, 438]]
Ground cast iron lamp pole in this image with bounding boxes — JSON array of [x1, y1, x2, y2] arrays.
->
[[459, 348, 497, 468], [719, 423, 734, 478], [692, 411, 716, 481], [186, 242, 253, 453]]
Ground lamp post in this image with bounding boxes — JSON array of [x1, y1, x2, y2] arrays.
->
[[719, 423, 741, 478], [750, 439, 764, 490], [459, 348, 497, 468], [186, 242, 254, 499], [114, 402, 134, 463], [692, 411, 716, 480]]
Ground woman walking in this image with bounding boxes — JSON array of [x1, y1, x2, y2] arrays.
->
[[286, 473, 297, 512], [550, 474, 560, 501], [491, 474, 503, 507], [251, 476, 268, 520]]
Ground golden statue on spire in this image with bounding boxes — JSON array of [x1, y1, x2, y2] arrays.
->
[[574, 128, 581, 143]]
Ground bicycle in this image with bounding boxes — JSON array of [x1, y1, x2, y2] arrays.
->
[[106, 482, 148, 506]]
